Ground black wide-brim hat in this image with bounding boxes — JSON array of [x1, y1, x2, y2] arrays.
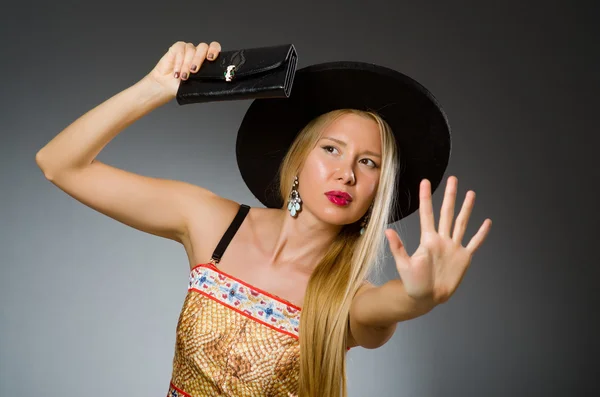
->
[[236, 61, 452, 224]]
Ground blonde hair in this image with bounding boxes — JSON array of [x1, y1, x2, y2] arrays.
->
[[277, 109, 399, 396]]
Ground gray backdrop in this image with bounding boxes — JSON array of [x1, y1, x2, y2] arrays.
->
[[1, 1, 598, 396]]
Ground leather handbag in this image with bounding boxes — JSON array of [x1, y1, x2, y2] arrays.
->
[[176, 44, 298, 105]]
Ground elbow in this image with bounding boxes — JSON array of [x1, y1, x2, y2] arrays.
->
[[35, 150, 49, 177], [36, 150, 63, 181], [35, 150, 55, 180]]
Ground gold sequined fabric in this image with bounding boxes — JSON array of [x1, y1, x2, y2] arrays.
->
[[166, 263, 302, 397]]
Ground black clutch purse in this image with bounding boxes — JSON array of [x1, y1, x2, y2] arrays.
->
[[176, 44, 298, 105]]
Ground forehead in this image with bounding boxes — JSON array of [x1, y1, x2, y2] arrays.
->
[[320, 113, 381, 147]]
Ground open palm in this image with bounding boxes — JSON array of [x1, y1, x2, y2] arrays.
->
[[385, 176, 492, 306]]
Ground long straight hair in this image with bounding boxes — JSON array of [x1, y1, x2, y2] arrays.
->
[[277, 109, 399, 396]]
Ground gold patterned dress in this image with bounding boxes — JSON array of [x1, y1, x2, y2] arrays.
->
[[166, 203, 353, 396], [166, 204, 302, 397], [167, 261, 303, 397]]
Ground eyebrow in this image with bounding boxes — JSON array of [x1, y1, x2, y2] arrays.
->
[[321, 136, 382, 158]]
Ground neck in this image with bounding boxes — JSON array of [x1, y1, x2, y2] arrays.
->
[[265, 208, 341, 275]]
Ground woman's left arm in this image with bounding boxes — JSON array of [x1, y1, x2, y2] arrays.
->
[[349, 279, 433, 349], [349, 176, 492, 349]]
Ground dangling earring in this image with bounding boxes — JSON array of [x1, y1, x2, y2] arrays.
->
[[287, 176, 302, 217], [360, 203, 374, 235]]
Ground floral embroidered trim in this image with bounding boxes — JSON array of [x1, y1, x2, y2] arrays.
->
[[189, 263, 301, 338]]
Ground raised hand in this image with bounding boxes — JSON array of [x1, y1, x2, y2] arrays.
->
[[144, 40, 222, 101], [385, 176, 492, 308]]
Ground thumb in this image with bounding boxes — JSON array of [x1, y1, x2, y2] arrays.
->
[[385, 229, 411, 265]]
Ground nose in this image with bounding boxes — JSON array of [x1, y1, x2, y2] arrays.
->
[[337, 165, 356, 185]]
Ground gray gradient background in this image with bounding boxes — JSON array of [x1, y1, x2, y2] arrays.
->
[[1, 1, 598, 396]]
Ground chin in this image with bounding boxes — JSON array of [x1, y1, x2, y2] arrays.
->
[[319, 206, 360, 226]]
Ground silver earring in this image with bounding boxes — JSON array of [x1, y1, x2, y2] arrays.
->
[[287, 176, 302, 217], [360, 203, 373, 235]]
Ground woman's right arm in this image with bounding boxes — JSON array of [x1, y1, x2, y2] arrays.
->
[[35, 41, 223, 244]]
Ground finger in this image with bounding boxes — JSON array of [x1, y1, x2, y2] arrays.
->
[[180, 42, 197, 80], [189, 42, 209, 74], [452, 190, 476, 244], [385, 229, 410, 266], [206, 41, 222, 61], [172, 41, 186, 79], [466, 218, 492, 253], [419, 179, 436, 236], [438, 176, 457, 238]]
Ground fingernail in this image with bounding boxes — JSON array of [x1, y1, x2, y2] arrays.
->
[[174, 71, 179, 78], [182, 72, 187, 79], [207, 53, 214, 60], [190, 64, 197, 71]]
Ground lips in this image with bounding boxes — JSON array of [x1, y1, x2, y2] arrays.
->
[[325, 191, 353, 206], [325, 191, 353, 201]]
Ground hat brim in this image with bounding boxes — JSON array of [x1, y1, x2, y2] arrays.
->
[[236, 61, 452, 223]]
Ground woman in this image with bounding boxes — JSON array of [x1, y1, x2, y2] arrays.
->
[[35, 40, 492, 397]]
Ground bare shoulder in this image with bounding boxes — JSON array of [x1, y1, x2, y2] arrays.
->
[[179, 187, 247, 267]]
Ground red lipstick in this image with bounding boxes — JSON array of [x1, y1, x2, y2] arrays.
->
[[324, 191, 353, 206]]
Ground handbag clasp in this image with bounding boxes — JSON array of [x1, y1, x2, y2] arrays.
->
[[224, 65, 236, 82]]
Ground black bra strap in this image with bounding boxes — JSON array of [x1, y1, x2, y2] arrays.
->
[[211, 204, 250, 264]]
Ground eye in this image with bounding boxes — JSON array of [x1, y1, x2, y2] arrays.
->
[[321, 145, 339, 154], [360, 158, 378, 168]]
